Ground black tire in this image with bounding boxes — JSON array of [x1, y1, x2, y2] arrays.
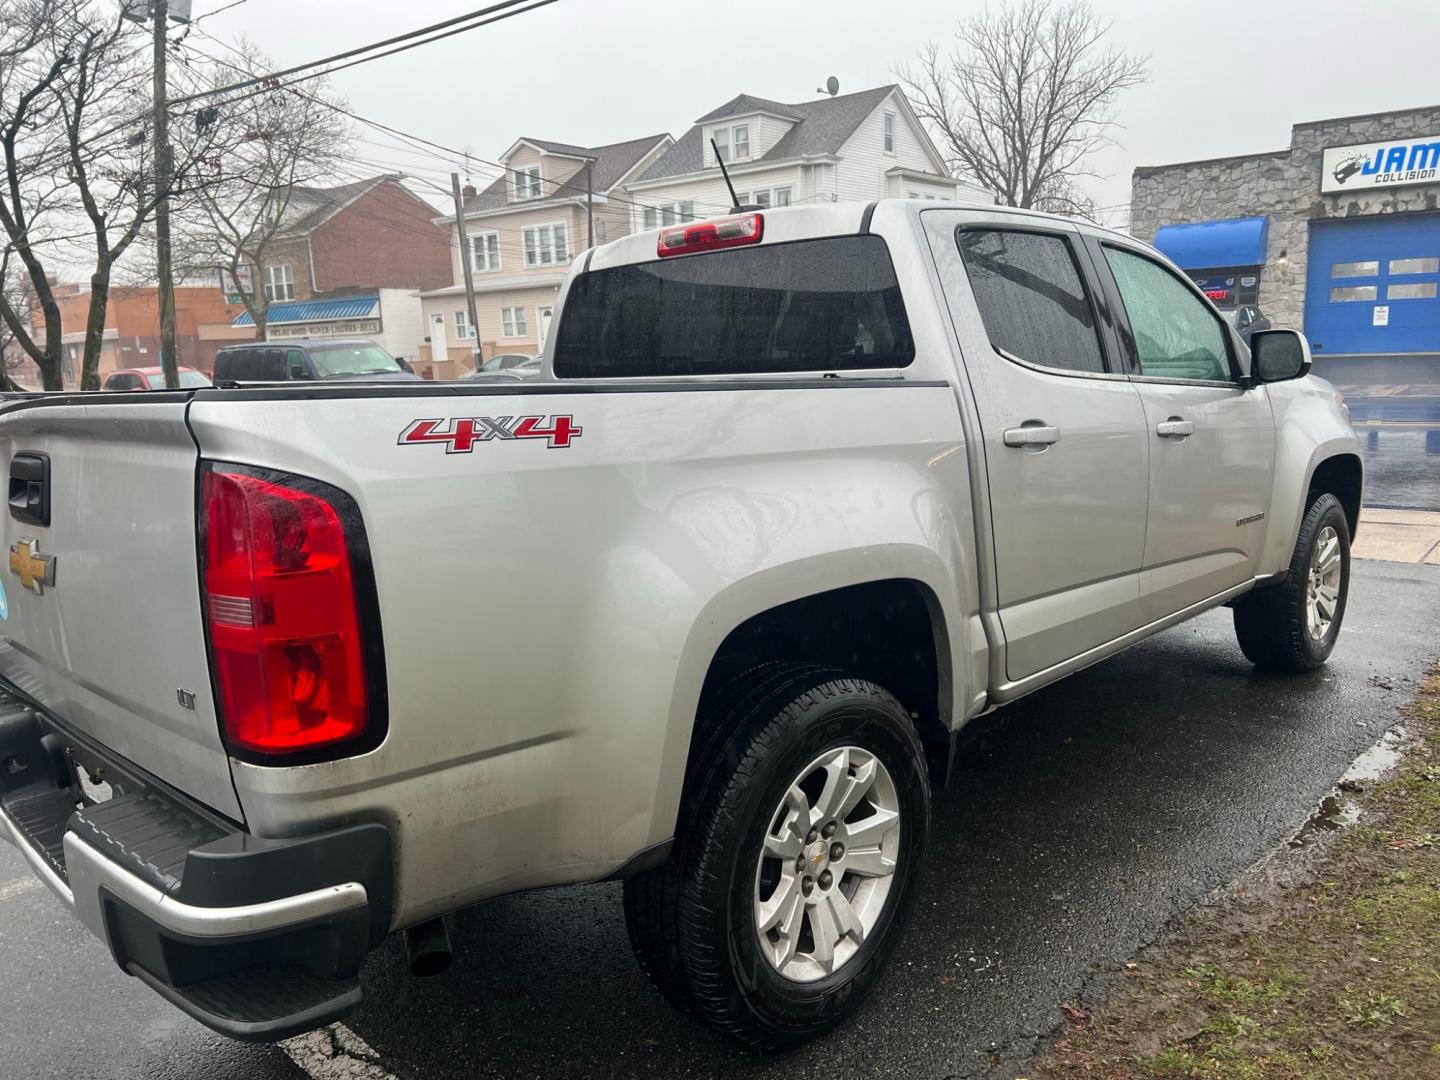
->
[[1233, 492, 1351, 672], [623, 667, 931, 1049]]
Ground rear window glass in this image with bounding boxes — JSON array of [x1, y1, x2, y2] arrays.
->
[[551, 236, 914, 378], [956, 228, 1106, 374], [144, 370, 211, 388]]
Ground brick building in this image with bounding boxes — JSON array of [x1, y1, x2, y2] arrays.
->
[[235, 175, 450, 364], [25, 283, 248, 387]]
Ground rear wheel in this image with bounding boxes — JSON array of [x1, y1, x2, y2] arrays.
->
[[1233, 492, 1350, 672], [623, 669, 930, 1049]]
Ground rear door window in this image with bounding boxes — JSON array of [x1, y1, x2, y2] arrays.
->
[[955, 228, 1106, 374], [551, 236, 914, 378]]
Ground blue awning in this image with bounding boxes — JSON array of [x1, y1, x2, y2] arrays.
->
[[233, 295, 379, 327], [1152, 216, 1269, 270]]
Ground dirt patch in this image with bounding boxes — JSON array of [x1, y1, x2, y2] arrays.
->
[[1030, 667, 1440, 1080]]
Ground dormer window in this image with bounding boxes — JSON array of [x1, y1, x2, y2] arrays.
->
[[712, 123, 751, 163], [513, 166, 542, 200]]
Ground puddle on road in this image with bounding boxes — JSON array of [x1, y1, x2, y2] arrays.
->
[[1287, 725, 1408, 849], [1339, 725, 1408, 786]]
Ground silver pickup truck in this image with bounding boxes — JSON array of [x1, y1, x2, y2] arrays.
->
[[0, 201, 1360, 1049]]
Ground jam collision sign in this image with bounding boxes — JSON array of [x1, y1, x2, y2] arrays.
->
[[1322, 134, 1440, 194]]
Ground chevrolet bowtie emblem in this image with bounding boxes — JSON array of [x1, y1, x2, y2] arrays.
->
[[9, 538, 56, 593]]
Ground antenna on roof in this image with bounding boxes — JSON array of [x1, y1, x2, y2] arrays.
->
[[816, 75, 839, 97], [711, 137, 746, 213]]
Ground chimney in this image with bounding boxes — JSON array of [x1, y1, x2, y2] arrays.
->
[[462, 183, 476, 199]]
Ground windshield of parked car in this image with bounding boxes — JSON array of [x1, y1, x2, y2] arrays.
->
[[306, 343, 404, 378], [143, 370, 211, 389]]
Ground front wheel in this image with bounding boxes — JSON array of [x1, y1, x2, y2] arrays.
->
[[623, 670, 931, 1049], [1233, 492, 1351, 672]]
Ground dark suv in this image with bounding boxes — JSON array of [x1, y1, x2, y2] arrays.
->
[[213, 339, 419, 384]]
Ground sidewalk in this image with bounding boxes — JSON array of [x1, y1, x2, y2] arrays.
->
[[1352, 507, 1440, 565]]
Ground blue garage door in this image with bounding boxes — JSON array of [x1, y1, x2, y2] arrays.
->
[[1304, 214, 1440, 355]]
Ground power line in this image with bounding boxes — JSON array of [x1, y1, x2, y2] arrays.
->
[[172, 0, 559, 107], [179, 35, 743, 224]]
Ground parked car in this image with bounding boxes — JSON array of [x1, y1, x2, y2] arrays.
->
[[1223, 304, 1273, 343], [102, 366, 212, 391], [212, 338, 420, 384], [463, 355, 541, 381], [0, 202, 1360, 1051], [479, 352, 538, 372]]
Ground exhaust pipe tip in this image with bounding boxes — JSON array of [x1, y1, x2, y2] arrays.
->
[[405, 916, 453, 978]]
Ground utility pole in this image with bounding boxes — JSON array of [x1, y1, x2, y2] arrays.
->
[[151, 1, 179, 389], [585, 159, 594, 249], [450, 173, 481, 373]]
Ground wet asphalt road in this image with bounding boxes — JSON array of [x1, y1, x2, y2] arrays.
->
[[1316, 353, 1440, 510], [2, 558, 1438, 1080]]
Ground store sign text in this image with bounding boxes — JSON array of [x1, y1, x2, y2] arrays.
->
[[1322, 135, 1440, 194]]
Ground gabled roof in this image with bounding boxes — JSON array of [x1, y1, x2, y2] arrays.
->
[[637, 85, 907, 183], [462, 133, 671, 215], [274, 175, 402, 237], [518, 137, 595, 158], [695, 93, 802, 124]]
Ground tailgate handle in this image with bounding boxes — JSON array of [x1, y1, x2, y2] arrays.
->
[[9, 452, 50, 527]]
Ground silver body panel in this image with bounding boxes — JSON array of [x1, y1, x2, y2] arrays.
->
[[0, 201, 1361, 931]]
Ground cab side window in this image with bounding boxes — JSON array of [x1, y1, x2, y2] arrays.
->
[[1103, 246, 1232, 382], [286, 349, 312, 379], [955, 228, 1106, 375]]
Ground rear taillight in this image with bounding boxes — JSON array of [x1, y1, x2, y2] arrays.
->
[[202, 466, 373, 760], [657, 212, 763, 257]]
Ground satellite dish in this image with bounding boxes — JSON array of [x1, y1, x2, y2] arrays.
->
[[818, 75, 840, 97]]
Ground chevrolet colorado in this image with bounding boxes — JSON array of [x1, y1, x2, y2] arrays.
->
[[0, 201, 1360, 1049]]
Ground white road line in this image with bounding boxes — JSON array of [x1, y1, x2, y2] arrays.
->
[[280, 1023, 399, 1080], [0, 877, 40, 902]]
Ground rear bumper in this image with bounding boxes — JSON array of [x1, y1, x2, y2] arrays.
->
[[0, 687, 392, 1042]]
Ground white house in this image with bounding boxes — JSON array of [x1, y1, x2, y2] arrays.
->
[[624, 85, 991, 228], [418, 133, 672, 377]]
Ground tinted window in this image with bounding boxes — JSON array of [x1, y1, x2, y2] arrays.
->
[[955, 229, 1105, 374], [552, 236, 914, 378], [1103, 246, 1231, 382], [217, 348, 285, 381]]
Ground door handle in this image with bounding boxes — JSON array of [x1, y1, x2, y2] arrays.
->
[[1002, 424, 1061, 448], [1155, 418, 1195, 439]]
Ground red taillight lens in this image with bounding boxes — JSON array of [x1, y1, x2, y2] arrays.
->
[[657, 212, 763, 257], [203, 467, 369, 758]]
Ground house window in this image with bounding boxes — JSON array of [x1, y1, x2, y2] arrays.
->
[[739, 188, 791, 208], [733, 124, 750, 159], [711, 124, 751, 163], [454, 310, 475, 340], [883, 112, 896, 154], [262, 263, 293, 302], [501, 306, 528, 338], [643, 201, 696, 228], [469, 232, 499, 272], [514, 166, 542, 200], [523, 223, 569, 267]]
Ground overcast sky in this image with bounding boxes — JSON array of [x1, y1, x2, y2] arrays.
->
[[199, 0, 1440, 224]]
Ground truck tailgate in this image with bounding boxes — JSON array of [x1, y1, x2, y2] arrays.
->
[[0, 399, 241, 821]]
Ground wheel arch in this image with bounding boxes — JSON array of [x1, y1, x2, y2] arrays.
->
[[648, 551, 969, 851]]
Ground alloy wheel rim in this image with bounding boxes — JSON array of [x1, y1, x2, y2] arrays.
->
[[1306, 525, 1342, 641], [752, 745, 901, 983]]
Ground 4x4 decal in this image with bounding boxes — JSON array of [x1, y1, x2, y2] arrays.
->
[[398, 415, 583, 452]]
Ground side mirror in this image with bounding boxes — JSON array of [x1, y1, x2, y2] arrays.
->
[[1250, 328, 1312, 383]]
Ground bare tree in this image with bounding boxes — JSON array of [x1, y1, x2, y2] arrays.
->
[[897, 0, 1149, 217], [0, 0, 75, 389], [176, 40, 351, 340]]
